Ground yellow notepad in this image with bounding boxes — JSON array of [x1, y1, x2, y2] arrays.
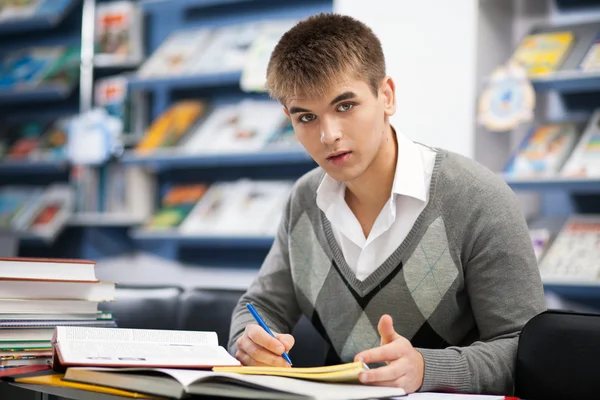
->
[[15, 373, 165, 399], [212, 361, 369, 383]]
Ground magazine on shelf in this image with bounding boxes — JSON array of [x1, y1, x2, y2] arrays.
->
[[503, 122, 579, 178], [0, 186, 44, 231], [580, 32, 600, 71], [510, 30, 574, 77], [561, 109, 600, 178], [0, 0, 42, 21], [179, 179, 292, 236], [181, 99, 287, 154], [538, 215, 600, 285], [25, 184, 74, 241], [0, 46, 65, 89], [135, 100, 207, 154], [94, 1, 144, 66], [215, 180, 293, 236], [187, 22, 262, 75], [137, 28, 212, 78], [144, 184, 209, 230], [241, 19, 297, 92], [178, 181, 241, 236]]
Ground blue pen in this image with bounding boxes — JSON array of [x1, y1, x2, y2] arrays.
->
[[246, 303, 293, 365]]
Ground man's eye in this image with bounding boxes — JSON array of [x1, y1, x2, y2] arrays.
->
[[299, 114, 316, 123], [337, 103, 354, 112]]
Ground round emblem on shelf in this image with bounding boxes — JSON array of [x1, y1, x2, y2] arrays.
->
[[478, 62, 535, 132]]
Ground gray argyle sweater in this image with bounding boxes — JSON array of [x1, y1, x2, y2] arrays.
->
[[228, 149, 546, 395]]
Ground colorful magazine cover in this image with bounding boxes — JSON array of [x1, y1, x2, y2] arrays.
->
[[511, 31, 574, 77]]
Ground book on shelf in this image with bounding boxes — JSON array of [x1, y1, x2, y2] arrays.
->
[[561, 109, 600, 178], [137, 27, 213, 79], [187, 22, 262, 76], [241, 19, 298, 92], [181, 99, 288, 154], [135, 100, 206, 154], [510, 30, 574, 77], [25, 184, 74, 241], [178, 179, 292, 237], [580, 32, 600, 72], [538, 215, 600, 285], [503, 122, 579, 179], [51, 326, 241, 371], [144, 184, 208, 230], [60, 362, 407, 400], [94, 0, 144, 66], [0, 0, 73, 23]]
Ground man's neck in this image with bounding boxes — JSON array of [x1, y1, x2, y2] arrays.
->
[[345, 125, 397, 210]]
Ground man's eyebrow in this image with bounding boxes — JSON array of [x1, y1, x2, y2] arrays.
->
[[330, 91, 356, 106], [288, 106, 311, 114]]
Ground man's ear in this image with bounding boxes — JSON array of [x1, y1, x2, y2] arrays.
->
[[282, 106, 290, 118], [381, 77, 396, 117]]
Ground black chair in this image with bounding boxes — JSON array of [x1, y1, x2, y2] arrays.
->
[[515, 309, 600, 400], [99, 285, 183, 330]]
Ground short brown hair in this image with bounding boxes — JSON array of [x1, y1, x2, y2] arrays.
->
[[266, 13, 386, 103]]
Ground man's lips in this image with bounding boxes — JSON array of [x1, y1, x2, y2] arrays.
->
[[326, 151, 351, 160]]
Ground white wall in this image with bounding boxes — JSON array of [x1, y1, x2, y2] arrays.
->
[[333, 0, 479, 158]]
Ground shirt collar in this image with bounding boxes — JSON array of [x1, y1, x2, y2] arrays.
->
[[316, 127, 428, 212], [391, 129, 428, 202]]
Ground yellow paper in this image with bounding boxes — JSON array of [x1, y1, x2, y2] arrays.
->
[[213, 361, 368, 383], [15, 373, 165, 399]]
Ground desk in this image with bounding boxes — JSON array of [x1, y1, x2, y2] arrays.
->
[[0, 381, 150, 400]]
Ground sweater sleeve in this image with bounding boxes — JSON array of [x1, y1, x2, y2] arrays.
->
[[417, 174, 547, 395], [228, 195, 302, 356]]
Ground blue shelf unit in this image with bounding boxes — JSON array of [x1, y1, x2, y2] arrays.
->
[[120, 0, 331, 268]]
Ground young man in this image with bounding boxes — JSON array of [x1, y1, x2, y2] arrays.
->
[[228, 13, 546, 395]]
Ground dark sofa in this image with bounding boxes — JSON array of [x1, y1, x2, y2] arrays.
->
[[98, 285, 328, 367]]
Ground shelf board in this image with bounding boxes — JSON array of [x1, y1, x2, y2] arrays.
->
[[0, 84, 74, 105], [505, 177, 600, 193], [531, 71, 600, 93], [127, 72, 242, 92], [0, 160, 69, 175], [140, 0, 251, 12], [120, 148, 314, 170], [68, 213, 146, 227], [131, 230, 275, 248], [0, 0, 78, 36]]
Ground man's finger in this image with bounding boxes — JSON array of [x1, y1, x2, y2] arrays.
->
[[378, 314, 401, 345], [274, 333, 295, 352], [355, 340, 407, 364], [238, 338, 291, 367], [246, 324, 286, 354], [359, 362, 404, 384], [235, 350, 274, 367]]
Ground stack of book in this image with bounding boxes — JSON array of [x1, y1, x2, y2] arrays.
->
[[0, 257, 116, 368]]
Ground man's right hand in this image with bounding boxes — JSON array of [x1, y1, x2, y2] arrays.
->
[[235, 323, 294, 367]]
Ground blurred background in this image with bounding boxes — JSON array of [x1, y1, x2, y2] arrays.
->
[[1, 0, 600, 312]]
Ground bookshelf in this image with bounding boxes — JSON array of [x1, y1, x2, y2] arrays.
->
[[477, 0, 600, 307]]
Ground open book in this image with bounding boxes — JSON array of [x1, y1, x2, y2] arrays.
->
[[63, 366, 407, 400], [51, 326, 240, 371]]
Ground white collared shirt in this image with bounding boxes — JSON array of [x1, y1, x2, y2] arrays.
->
[[316, 130, 437, 281]]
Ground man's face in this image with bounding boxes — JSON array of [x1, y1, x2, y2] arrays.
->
[[285, 76, 396, 183]]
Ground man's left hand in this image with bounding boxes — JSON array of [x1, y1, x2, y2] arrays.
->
[[354, 314, 424, 393]]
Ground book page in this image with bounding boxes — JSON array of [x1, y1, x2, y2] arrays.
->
[[57, 340, 239, 367], [195, 372, 407, 400], [56, 326, 218, 346]]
